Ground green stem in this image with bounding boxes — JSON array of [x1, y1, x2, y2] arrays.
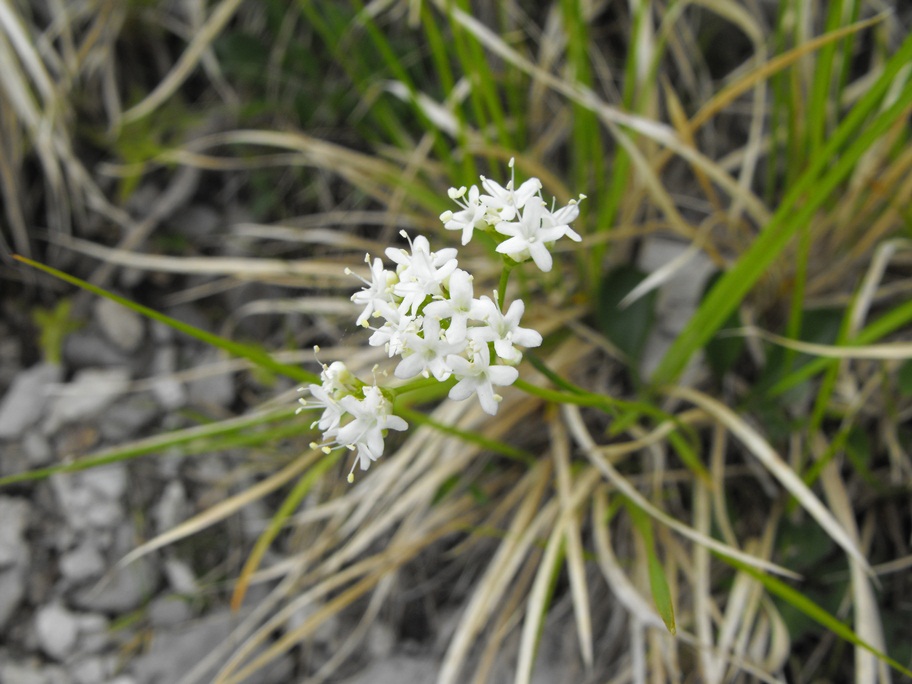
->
[[513, 378, 619, 414], [497, 263, 514, 309], [395, 406, 534, 464]]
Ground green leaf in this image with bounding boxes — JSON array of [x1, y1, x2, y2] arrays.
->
[[596, 265, 657, 373], [31, 298, 82, 365], [625, 498, 676, 634]]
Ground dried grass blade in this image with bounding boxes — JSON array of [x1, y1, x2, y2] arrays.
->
[[663, 386, 871, 574], [551, 417, 594, 668], [816, 436, 889, 683], [564, 404, 798, 578], [438, 460, 554, 684], [122, 0, 244, 122]]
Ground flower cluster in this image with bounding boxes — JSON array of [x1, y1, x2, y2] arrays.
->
[[299, 160, 583, 480], [352, 232, 543, 415], [439, 158, 585, 272], [298, 359, 408, 481]]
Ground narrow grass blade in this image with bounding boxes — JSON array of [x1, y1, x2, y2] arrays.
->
[[13, 255, 316, 384], [625, 498, 676, 634]]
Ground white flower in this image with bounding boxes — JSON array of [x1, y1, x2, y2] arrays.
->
[[348, 255, 396, 326], [440, 185, 487, 245], [394, 316, 465, 381], [334, 386, 408, 475], [446, 343, 519, 415], [541, 196, 585, 243], [480, 159, 542, 222], [469, 295, 542, 364], [423, 268, 482, 344], [494, 198, 568, 272], [297, 361, 358, 435], [386, 234, 459, 315], [368, 304, 420, 357]]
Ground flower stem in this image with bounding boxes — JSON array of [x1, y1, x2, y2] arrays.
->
[[497, 263, 514, 309]]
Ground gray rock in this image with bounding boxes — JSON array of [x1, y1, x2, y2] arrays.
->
[[83, 463, 128, 500], [147, 595, 193, 627], [153, 481, 188, 535], [0, 662, 48, 684], [163, 557, 197, 594], [63, 331, 130, 369], [74, 613, 111, 654], [0, 565, 26, 631], [0, 363, 62, 439], [72, 656, 111, 684], [131, 609, 293, 684], [637, 237, 714, 380], [73, 556, 158, 614], [0, 496, 30, 567], [24, 431, 54, 466], [130, 610, 237, 684], [367, 622, 396, 659], [339, 655, 440, 684], [50, 473, 100, 533], [149, 347, 186, 410], [35, 602, 80, 661], [94, 298, 145, 353], [44, 368, 131, 434], [187, 364, 236, 410], [60, 542, 106, 583], [51, 464, 126, 532], [98, 394, 159, 443]]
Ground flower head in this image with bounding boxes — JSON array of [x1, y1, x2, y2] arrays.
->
[[495, 198, 568, 272], [446, 342, 519, 415], [335, 386, 408, 476], [440, 185, 487, 245], [348, 255, 396, 326], [469, 294, 542, 364]]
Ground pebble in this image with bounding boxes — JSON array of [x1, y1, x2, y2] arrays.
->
[[72, 656, 110, 684], [0, 662, 53, 684], [73, 555, 157, 614], [84, 463, 128, 500], [152, 481, 188, 535], [24, 431, 54, 466], [0, 497, 31, 567], [149, 347, 186, 410], [35, 602, 79, 661], [60, 542, 106, 583], [131, 608, 294, 684], [44, 367, 132, 434], [0, 363, 62, 439], [74, 613, 110, 654], [97, 394, 160, 443], [163, 557, 197, 594], [63, 331, 130, 369], [186, 358, 236, 409], [0, 565, 26, 631], [95, 298, 145, 353], [339, 655, 440, 684], [147, 595, 193, 627]]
